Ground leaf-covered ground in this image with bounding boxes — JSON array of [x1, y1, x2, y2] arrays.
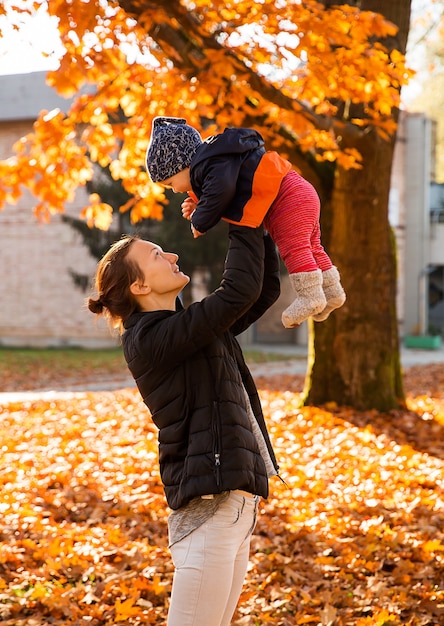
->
[[0, 362, 443, 625]]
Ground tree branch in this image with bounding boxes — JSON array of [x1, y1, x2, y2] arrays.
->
[[118, 0, 358, 140]]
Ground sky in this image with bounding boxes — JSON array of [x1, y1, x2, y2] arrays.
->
[[0, 4, 63, 76], [0, 0, 441, 105]]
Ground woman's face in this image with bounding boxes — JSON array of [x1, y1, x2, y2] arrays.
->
[[128, 240, 190, 297]]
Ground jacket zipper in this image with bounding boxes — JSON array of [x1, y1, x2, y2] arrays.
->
[[212, 400, 221, 487]]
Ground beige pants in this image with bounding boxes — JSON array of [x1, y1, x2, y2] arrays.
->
[[167, 491, 259, 626]]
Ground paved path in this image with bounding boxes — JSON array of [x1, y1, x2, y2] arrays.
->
[[1, 344, 443, 405], [246, 343, 444, 376]]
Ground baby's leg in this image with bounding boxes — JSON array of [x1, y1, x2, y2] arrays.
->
[[309, 223, 346, 321], [310, 222, 332, 272], [265, 171, 344, 326], [265, 172, 326, 327], [265, 171, 320, 275], [312, 266, 346, 322]]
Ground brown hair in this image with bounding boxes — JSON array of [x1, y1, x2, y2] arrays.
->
[[87, 235, 143, 332]]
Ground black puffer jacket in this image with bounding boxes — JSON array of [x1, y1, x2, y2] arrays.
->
[[122, 225, 280, 510]]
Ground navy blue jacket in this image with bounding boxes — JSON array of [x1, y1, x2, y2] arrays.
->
[[189, 127, 292, 233]]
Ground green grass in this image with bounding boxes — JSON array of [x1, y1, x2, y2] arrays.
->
[[0, 347, 299, 391], [242, 349, 298, 363], [0, 346, 294, 369], [0, 348, 127, 391], [0, 347, 126, 376]]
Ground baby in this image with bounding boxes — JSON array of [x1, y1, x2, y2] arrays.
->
[[146, 116, 345, 327]]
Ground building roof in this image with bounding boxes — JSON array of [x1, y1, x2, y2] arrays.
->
[[0, 71, 73, 121]]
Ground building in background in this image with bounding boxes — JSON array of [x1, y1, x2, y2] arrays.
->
[[0, 72, 442, 347], [391, 113, 444, 339], [429, 182, 444, 336], [0, 72, 116, 347]]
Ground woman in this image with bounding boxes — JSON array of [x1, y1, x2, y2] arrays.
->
[[87, 223, 281, 625]]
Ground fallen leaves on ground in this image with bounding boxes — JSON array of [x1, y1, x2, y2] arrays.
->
[[0, 364, 443, 625]]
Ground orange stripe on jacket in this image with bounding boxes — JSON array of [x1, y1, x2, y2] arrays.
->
[[222, 151, 292, 228]]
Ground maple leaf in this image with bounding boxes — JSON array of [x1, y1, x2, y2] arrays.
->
[[114, 597, 144, 621]]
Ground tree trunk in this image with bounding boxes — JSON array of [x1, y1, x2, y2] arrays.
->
[[305, 130, 404, 410], [305, 0, 411, 410]]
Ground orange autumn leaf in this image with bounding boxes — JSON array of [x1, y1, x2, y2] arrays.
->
[[80, 193, 114, 230], [114, 597, 144, 622], [356, 608, 400, 625], [152, 574, 169, 596], [422, 539, 444, 553]]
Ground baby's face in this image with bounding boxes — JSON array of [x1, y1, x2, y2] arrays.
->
[[160, 167, 191, 194]]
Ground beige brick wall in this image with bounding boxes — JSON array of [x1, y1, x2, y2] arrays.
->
[[0, 120, 117, 347], [0, 119, 306, 348]]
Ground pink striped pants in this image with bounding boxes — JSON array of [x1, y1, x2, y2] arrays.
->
[[264, 170, 332, 274]]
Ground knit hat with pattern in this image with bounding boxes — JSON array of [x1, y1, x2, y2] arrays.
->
[[146, 116, 203, 183]]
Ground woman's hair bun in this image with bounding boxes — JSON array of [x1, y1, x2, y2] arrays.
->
[[87, 297, 104, 315]]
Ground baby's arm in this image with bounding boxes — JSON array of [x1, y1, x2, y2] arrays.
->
[[191, 225, 204, 239], [181, 195, 197, 221], [189, 159, 239, 234], [181, 195, 204, 238]]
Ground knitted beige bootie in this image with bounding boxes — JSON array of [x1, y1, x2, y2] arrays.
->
[[312, 266, 346, 322], [282, 269, 326, 328]]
